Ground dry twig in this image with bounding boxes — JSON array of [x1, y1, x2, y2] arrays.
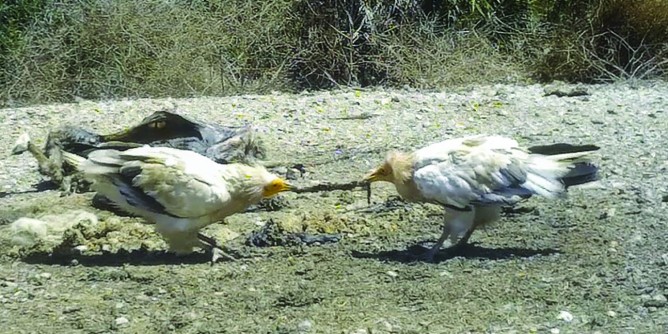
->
[[291, 180, 371, 204]]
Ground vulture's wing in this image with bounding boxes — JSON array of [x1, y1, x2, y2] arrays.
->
[[411, 135, 537, 209], [83, 147, 232, 218]]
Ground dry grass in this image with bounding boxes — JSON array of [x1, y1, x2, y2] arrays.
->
[[1, 1, 298, 104], [528, 0, 668, 83], [588, 0, 668, 80], [1, 0, 667, 106], [377, 19, 524, 88]]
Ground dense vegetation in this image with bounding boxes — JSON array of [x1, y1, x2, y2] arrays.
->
[[1, 0, 667, 106]]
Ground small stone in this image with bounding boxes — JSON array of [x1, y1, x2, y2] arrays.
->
[[115, 302, 124, 309], [557, 310, 573, 322], [1, 281, 18, 288], [599, 208, 616, 219], [286, 168, 302, 180], [386, 271, 398, 278], [114, 316, 129, 326], [73, 245, 88, 253], [440, 271, 454, 278], [135, 294, 151, 302], [39, 273, 51, 279], [378, 319, 397, 332], [186, 311, 198, 320], [550, 328, 560, 334], [606, 310, 617, 317], [63, 306, 81, 314], [544, 85, 589, 97], [644, 294, 667, 308], [272, 166, 288, 175], [297, 319, 313, 332]]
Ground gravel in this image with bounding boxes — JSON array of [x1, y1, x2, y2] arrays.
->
[[0, 81, 667, 333], [1, 82, 667, 195]]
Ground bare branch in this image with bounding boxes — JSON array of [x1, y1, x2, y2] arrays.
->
[[291, 180, 371, 205]]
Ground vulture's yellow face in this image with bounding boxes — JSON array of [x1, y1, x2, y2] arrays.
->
[[364, 163, 393, 183], [262, 178, 291, 198], [364, 151, 413, 184]]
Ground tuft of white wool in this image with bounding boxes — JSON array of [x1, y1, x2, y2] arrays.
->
[[7, 210, 99, 248]]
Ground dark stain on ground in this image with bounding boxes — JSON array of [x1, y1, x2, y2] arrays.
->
[[19, 247, 241, 267], [351, 243, 561, 263]]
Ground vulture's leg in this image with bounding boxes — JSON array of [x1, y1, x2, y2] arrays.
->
[[197, 232, 236, 264], [419, 223, 451, 262], [452, 226, 477, 249], [452, 206, 501, 249], [420, 206, 474, 262]]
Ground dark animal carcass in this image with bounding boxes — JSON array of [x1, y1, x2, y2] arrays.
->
[[12, 108, 267, 193]]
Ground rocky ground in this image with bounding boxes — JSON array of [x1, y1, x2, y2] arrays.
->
[[0, 82, 667, 333]]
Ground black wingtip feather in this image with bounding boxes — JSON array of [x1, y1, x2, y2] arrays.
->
[[110, 176, 182, 218], [561, 162, 600, 187], [528, 143, 600, 155]]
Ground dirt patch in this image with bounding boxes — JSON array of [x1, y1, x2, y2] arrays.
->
[[0, 83, 667, 333]]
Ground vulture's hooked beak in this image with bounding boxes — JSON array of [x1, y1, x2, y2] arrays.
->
[[363, 168, 381, 182], [263, 178, 292, 198]]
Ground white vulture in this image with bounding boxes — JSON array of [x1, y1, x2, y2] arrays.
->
[[62, 146, 290, 262], [364, 134, 600, 261]]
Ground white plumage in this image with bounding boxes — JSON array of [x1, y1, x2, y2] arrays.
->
[[365, 134, 600, 261], [63, 146, 290, 261]]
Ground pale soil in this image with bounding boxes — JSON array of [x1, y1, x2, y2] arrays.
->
[[0, 82, 667, 333]]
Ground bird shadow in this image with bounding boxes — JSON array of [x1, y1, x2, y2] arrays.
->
[[351, 243, 561, 264], [19, 248, 227, 267], [0, 181, 58, 198]]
